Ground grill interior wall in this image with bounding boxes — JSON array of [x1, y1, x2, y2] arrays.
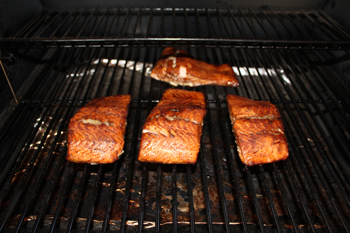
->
[[1, 7, 350, 233]]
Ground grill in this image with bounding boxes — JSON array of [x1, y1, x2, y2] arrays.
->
[[1, 7, 350, 232], [2, 8, 350, 49]]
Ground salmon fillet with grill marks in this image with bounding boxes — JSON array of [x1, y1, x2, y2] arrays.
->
[[227, 95, 288, 166], [138, 89, 207, 164], [150, 47, 239, 87], [67, 95, 131, 164]]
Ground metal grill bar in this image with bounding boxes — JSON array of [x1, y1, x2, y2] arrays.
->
[[236, 49, 300, 231], [266, 49, 350, 203], [241, 50, 299, 230], [271, 9, 297, 39], [49, 9, 75, 38], [104, 7, 119, 37], [240, 50, 321, 231], [228, 49, 274, 232], [272, 163, 299, 231], [138, 164, 147, 232], [82, 48, 117, 228], [90, 7, 109, 37], [202, 50, 249, 232], [198, 147, 213, 233], [0, 48, 73, 191], [59, 48, 109, 232], [0, 45, 350, 232], [281, 50, 350, 184], [186, 165, 195, 233], [155, 165, 162, 233], [13, 8, 46, 38], [0, 48, 69, 148], [66, 164, 89, 232], [49, 163, 75, 232], [302, 10, 336, 41], [231, 47, 321, 231], [2, 7, 350, 49], [227, 8, 244, 38], [238, 8, 258, 39], [317, 10, 350, 39], [102, 160, 120, 232], [118, 7, 131, 38], [13, 102, 74, 231], [62, 9, 87, 38], [35, 11, 60, 38], [249, 9, 271, 39], [212, 97, 249, 232], [269, 53, 350, 231], [204, 91, 230, 233], [31, 147, 67, 233], [120, 47, 143, 233], [0, 57, 59, 173], [172, 165, 178, 233], [227, 49, 284, 232], [22, 10, 52, 39], [84, 165, 103, 232], [257, 48, 349, 231], [76, 8, 100, 38]]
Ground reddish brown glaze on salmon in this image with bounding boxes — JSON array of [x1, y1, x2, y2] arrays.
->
[[138, 89, 207, 164], [227, 95, 288, 166], [150, 47, 239, 87], [227, 95, 280, 123], [67, 95, 131, 164]]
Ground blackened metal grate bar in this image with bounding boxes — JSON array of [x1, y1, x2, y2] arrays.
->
[[0, 45, 350, 233], [265, 49, 350, 202], [236, 49, 321, 232], [267, 51, 350, 231], [281, 50, 350, 185], [198, 146, 214, 233], [204, 91, 231, 233], [240, 48, 300, 230], [257, 48, 349, 231], [155, 165, 162, 233], [2, 7, 350, 49]]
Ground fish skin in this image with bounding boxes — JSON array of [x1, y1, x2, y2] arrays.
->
[[227, 94, 288, 166], [67, 95, 131, 164], [138, 89, 206, 164], [150, 47, 239, 87]]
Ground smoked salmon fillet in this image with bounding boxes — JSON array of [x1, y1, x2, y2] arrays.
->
[[138, 89, 207, 164], [227, 95, 288, 166], [67, 95, 131, 164], [150, 47, 239, 87]]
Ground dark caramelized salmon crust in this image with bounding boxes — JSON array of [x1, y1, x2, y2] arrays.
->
[[227, 95, 288, 166], [67, 95, 131, 164], [138, 89, 207, 164], [150, 47, 239, 87]]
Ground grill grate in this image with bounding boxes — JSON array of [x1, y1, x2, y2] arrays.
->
[[1, 7, 350, 49], [0, 45, 349, 232]]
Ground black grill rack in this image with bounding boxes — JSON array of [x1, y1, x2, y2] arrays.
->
[[1, 6, 350, 233], [0, 45, 350, 232], [1, 7, 350, 49]]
